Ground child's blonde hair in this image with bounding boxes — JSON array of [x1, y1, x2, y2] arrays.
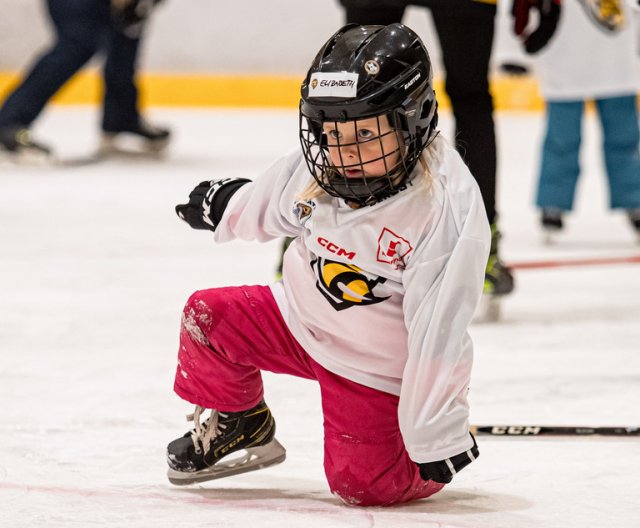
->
[[298, 133, 444, 202]]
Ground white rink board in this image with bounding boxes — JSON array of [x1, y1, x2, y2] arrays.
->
[[1, 108, 639, 528]]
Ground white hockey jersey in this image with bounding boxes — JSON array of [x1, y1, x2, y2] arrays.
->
[[533, 0, 640, 100], [213, 142, 490, 463]]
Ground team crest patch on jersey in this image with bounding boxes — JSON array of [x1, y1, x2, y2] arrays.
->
[[308, 72, 358, 98], [578, 0, 625, 32], [294, 200, 315, 225], [311, 256, 389, 311], [377, 228, 413, 270]]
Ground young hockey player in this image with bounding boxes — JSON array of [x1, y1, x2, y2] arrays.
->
[[530, 0, 640, 239], [167, 23, 490, 507]]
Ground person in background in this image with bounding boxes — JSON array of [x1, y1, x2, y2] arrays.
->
[[495, 0, 535, 75], [527, 0, 640, 237], [337, 0, 515, 297], [0, 0, 169, 161], [167, 23, 488, 506]]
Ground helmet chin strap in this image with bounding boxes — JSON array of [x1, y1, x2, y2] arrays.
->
[[326, 163, 411, 207]]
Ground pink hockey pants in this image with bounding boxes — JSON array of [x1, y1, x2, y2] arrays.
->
[[173, 284, 444, 507]]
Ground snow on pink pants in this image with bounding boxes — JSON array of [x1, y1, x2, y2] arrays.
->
[[173, 284, 444, 507]]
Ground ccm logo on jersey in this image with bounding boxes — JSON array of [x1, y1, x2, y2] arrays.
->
[[490, 426, 542, 435], [377, 228, 413, 269], [317, 237, 356, 260]]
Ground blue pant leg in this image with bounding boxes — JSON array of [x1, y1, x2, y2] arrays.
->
[[0, 0, 108, 128], [596, 95, 640, 209], [535, 100, 584, 211], [101, 25, 141, 131]]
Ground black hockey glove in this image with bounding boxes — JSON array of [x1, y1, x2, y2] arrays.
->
[[417, 433, 479, 484], [175, 178, 250, 232], [110, 0, 163, 38], [512, 0, 561, 54]]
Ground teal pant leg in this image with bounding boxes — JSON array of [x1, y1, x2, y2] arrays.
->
[[536, 101, 584, 211], [596, 95, 640, 209]]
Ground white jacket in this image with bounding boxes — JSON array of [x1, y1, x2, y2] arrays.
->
[[214, 142, 490, 463]]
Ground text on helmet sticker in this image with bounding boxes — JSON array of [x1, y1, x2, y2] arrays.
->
[[309, 72, 358, 98]]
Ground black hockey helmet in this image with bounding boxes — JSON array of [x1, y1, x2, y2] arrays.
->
[[299, 23, 438, 206]]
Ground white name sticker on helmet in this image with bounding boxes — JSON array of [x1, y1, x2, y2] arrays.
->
[[309, 72, 358, 98]]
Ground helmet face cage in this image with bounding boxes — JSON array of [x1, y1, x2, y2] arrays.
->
[[300, 111, 421, 207], [298, 23, 438, 206]]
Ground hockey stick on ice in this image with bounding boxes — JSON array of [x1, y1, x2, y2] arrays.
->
[[471, 425, 640, 437], [506, 254, 640, 271]]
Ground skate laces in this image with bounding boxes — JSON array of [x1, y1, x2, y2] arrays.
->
[[187, 406, 229, 456]]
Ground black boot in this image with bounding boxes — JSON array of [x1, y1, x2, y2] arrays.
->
[[541, 207, 564, 231], [484, 223, 514, 296], [101, 119, 171, 153], [627, 208, 640, 234], [167, 400, 286, 485]]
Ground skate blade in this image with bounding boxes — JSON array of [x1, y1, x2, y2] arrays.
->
[[473, 295, 502, 323], [541, 227, 562, 246], [99, 134, 170, 158], [167, 438, 287, 486], [0, 148, 54, 167]]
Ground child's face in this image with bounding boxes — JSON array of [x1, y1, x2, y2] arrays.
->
[[323, 115, 402, 179]]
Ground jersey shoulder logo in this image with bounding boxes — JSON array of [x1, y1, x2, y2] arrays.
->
[[311, 256, 389, 311], [294, 200, 315, 225], [376, 228, 413, 270], [578, 0, 625, 32]]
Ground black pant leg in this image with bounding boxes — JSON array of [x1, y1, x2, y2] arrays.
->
[[0, 0, 105, 128], [431, 5, 497, 223], [101, 25, 141, 131], [343, 4, 406, 24]]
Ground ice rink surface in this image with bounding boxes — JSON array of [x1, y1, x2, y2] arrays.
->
[[1, 107, 639, 528]]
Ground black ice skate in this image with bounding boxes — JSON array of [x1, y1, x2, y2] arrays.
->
[[167, 400, 286, 485], [477, 224, 514, 322], [483, 224, 514, 297], [627, 209, 640, 239], [100, 119, 171, 156], [484, 255, 514, 297], [541, 207, 564, 245], [0, 126, 52, 163]]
